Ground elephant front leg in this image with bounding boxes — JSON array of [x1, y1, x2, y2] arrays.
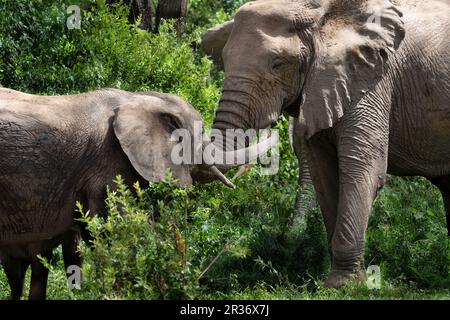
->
[[326, 133, 388, 288], [304, 132, 340, 252], [427, 176, 450, 236], [62, 228, 84, 284]]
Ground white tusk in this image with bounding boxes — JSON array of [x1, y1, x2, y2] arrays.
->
[[221, 133, 279, 165], [232, 165, 253, 181], [203, 132, 279, 167], [210, 166, 236, 189]]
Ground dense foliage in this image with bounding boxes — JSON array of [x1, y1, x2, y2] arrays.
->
[[0, 0, 448, 299]]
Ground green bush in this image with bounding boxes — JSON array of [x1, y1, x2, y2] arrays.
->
[[76, 175, 201, 299], [367, 176, 449, 288], [187, 0, 248, 31], [0, 0, 222, 123]]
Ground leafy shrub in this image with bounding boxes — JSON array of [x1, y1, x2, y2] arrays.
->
[[187, 0, 248, 31], [77, 175, 201, 299], [0, 0, 448, 300], [0, 0, 221, 123], [367, 176, 449, 288]]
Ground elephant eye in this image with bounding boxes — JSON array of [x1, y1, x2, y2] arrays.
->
[[272, 59, 286, 71]]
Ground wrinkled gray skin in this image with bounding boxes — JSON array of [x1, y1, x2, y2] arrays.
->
[[0, 88, 211, 299], [202, 0, 450, 288]]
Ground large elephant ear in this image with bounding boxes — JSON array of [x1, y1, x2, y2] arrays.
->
[[113, 96, 193, 187], [300, 0, 405, 139], [201, 20, 234, 68]]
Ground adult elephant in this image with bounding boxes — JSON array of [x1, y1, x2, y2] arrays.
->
[[202, 0, 450, 288], [0, 88, 236, 299]]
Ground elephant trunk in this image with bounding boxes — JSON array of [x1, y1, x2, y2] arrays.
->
[[213, 90, 256, 133], [299, 146, 313, 185], [210, 89, 255, 171], [206, 92, 277, 171], [200, 82, 278, 186]]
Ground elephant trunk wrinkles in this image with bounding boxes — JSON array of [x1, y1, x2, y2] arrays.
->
[[210, 89, 268, 170], [210, 77, 280, 171], [299, 147, 312, 185], [213, 90, 256, 133], [213, 89, 256, 154]]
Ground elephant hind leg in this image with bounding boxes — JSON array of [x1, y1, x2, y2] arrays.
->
[[428, 176, 450, 236], [61, 228, 84, 285], [1, 255, 29, 300], [29, 251, 53, 300]]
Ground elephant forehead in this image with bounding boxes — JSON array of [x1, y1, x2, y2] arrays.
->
[[322, 25, 363, 57], [236, 0, 299, 27], [229, 4, 301, 54]]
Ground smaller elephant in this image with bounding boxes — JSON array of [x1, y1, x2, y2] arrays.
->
[[0, 88, 231, 299]]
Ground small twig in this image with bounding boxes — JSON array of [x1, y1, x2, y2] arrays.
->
[[197, 248, 228, 282], [197, 236, 244, 281]]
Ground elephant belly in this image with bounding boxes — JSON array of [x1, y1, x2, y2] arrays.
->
[[0, 144, 84, 245], [386, 4, 450, 178], [0, 117, 83, 245], [0, 179, 78, 246], [0, 239, 57, 261], [388, 105, 450, 178]]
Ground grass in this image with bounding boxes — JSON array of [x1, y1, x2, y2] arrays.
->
[[2, 266, 449, 300]]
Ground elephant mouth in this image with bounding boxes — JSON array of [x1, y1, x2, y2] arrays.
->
[[282, 65, 310, 118], [282, 90, 303, 118]]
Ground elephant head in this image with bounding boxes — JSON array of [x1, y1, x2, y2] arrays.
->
[[112, 92, 235, 187], [203, 0, 405, 145]]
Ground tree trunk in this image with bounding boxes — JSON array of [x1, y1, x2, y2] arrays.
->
[[107, 0, 153, 31], [155, 0, 188, 33], [132, 0, 153, 32]]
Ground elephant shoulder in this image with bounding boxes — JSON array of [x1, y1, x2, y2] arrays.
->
[[401, 0, 450, 27]]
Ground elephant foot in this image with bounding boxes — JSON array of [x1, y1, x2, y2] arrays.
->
[[325, 269, 365, 289]]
